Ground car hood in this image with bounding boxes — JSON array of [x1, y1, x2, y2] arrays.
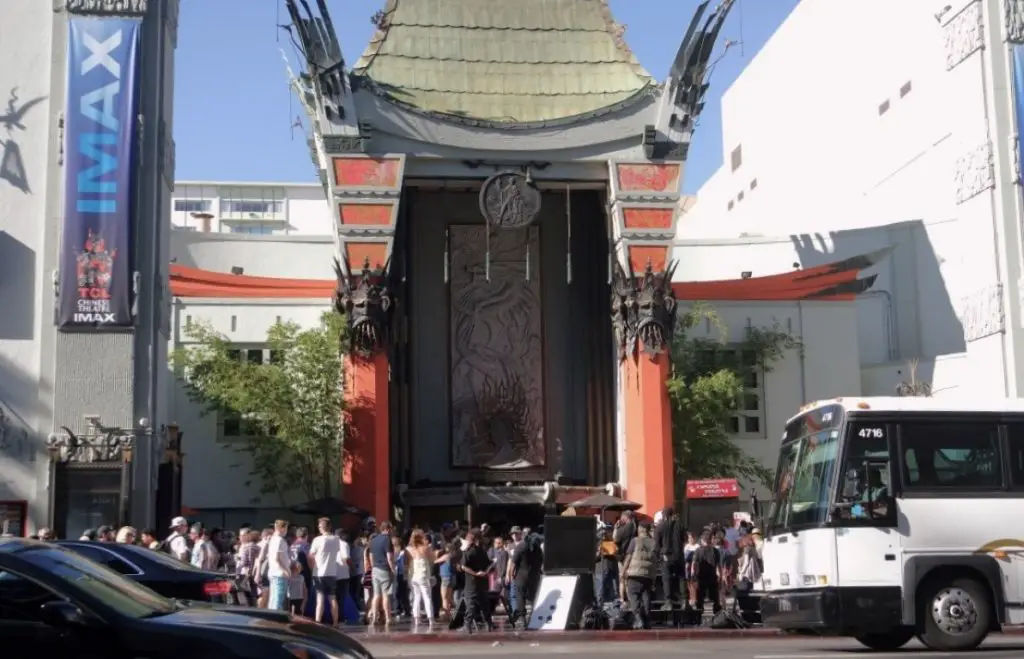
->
[[147, 606, 371, 655]]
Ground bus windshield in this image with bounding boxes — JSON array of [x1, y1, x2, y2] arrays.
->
[[768, 404, 844, 533]]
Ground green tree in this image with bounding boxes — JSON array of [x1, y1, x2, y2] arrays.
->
[[668, 304, 800, 498], [172, 311, 347, 505]]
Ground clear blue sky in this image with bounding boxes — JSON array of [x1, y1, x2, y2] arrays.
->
[[173, 0, 798, 194]]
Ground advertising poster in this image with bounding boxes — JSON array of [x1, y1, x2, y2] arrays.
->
[[57, 17, 141, 329]]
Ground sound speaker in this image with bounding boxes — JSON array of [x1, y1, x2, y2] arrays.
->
[[542, 515, 597, 574], [527, 574, 594, 631]]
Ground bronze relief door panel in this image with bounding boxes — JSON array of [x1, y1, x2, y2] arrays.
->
[[448, 225, 545, 469]]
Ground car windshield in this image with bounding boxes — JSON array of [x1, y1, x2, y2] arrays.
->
[[768, 405, 845, 533], [17, 545, 176, 618]]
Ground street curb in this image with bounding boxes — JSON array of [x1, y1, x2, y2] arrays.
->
[[354, 627, 784, 644], [355, 625, 1024, 645]]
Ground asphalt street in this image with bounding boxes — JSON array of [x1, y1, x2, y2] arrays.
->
[[364, 635, 1024, 658]]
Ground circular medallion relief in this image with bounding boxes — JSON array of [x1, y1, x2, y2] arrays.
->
[[479, 171, 542, 229]]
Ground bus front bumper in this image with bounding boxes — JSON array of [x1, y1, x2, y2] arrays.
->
[[760, 586, 902, 634]]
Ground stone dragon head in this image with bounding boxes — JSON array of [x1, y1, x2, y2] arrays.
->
[[333, 257, 392, 355], [611, 258, 678, 359]]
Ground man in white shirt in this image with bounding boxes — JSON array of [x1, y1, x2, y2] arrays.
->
[[165, 516, 191, 562], [267, 519, 293, 611], [309, 517, 341, 624]]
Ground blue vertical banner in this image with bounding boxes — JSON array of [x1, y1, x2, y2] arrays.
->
[[58, 17, 141, 329], [1014, 45, 1024, 186]]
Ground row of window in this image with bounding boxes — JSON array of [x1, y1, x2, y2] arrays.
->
[[696, 347, 765, 437], [848, 419, 1024, 491], [173, 195, 284, 217], [878, 80, 913, 117]]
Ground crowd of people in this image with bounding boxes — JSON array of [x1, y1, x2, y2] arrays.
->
[[599, 508, 764, 629], [12, 507, 763, 633]]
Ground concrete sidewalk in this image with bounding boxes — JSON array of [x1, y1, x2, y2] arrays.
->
[[349, 624, 1024, 645]]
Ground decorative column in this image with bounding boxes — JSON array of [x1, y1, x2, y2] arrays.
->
[[607, 160, 684, 514], [329, 153, 406, 522]]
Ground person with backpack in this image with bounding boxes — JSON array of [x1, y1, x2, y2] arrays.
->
[[162, 516, 191, 562], [622, 521, 658, 630], [508, 529, 542, 628]]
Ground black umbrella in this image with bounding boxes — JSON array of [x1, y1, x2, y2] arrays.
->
[[567, 492, 642, 512], [289, 497, 371, 518]]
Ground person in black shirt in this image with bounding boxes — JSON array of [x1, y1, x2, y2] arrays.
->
[[654, 507, 684, 609], [509, 529, 543, 628], [692, 531, 722, 620], [460, 528, 494, 632]]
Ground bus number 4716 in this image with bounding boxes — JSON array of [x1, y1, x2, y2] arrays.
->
[[858, 427, 884, 438]]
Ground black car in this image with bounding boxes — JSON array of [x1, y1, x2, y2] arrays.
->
[[55, 540, 240, 604], [0, 538, 373, 659]]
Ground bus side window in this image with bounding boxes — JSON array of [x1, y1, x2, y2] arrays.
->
[[900, 421, 1002, 489], [1007, 424, 1024, 488]]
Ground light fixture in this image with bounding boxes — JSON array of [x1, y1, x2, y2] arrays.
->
[[231, 266, 244, 275], [741, 271, 752, 279]]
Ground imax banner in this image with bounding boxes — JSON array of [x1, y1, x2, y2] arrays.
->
[[58, 17, 141, 329]]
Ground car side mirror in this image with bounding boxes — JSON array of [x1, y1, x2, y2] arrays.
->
[[39, 600, 88, 627]]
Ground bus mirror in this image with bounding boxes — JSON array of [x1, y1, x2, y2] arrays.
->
[[841, 469, 859, 499]]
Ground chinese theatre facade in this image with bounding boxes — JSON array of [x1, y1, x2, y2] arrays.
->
[[170, 0, 883, 524]]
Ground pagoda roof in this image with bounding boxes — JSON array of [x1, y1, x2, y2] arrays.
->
[[352, 0, 656, 127]]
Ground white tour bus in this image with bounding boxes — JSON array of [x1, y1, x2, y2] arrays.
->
[[759, 397, 1024, 652]]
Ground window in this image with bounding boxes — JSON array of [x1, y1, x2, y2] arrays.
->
[[63, 544, 140, 576], [727, 200, 734, 211], [228, 224, 276, 235], [0, 570, 60, 622], [899, 421, 1002, 489], [878, 99, 890, 116], [899, 81, 912, 98], [10, 546, 174, 619], [836, 422, 894, 524], [750, 178, 758, 190], [730, 144, 742, 172], [219, 348, 280, 441], [174, 199, 211, 213], [696, 346, 765, 436], [737, 190, 745, 202], [1006, 423, 1024, 487], [220, 187, 284, 219]]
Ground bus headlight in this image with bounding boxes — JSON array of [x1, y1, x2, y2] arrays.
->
[[780, 573, 790, 586], [762, 578, 772, 588], [803, 574, 828, 586]]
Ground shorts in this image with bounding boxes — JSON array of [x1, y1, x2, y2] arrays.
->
[[269, 576, 289, 611], [441, 577, 452, 588], [372, 567, 395, 597], [313, 576, 337, 595]]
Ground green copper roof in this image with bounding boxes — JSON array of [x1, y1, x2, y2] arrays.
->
[[352, 0, 656, 125]]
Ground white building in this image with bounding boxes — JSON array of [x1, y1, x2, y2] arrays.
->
[[171, 181, 332, 235], [683, 0, 1022, 402]]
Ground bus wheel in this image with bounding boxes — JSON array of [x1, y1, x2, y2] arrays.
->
[[854, 627, 914, 651], [919, 577, 991, 651]]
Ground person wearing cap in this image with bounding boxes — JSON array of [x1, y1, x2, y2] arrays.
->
[[96, 525, 115, 543], [164, 516, 191, 561]]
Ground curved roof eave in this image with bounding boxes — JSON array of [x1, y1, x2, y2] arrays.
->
[[352, 76, 659, 131]]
